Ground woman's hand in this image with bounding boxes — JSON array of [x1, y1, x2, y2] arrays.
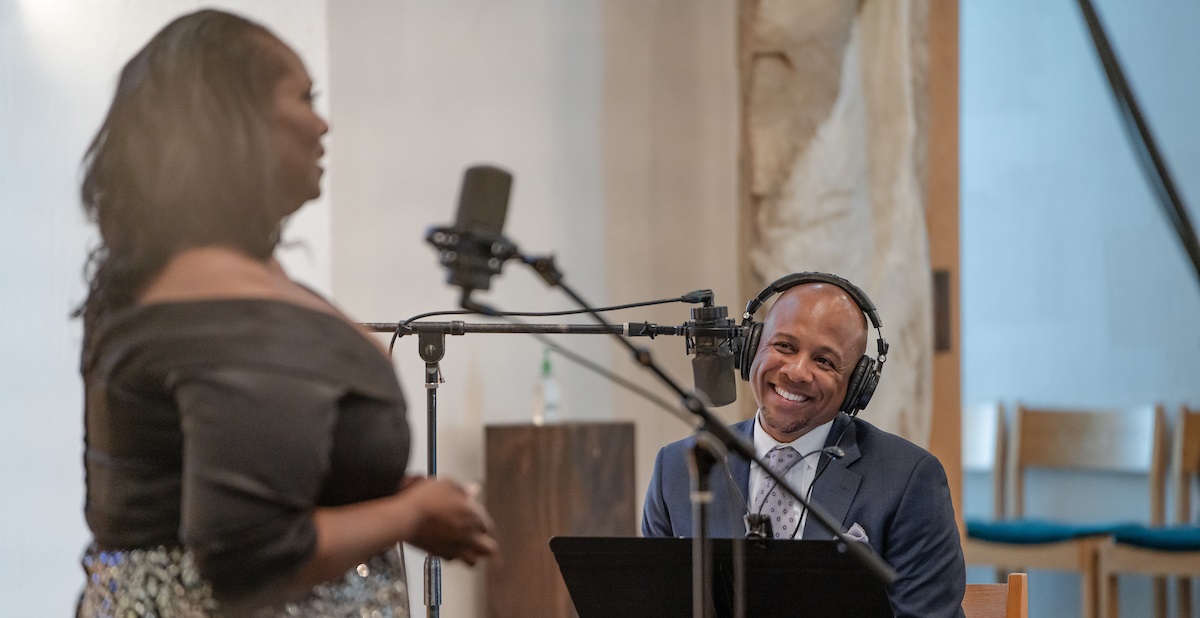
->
[[399, 477, 498, 565], [298, 476, 497, 592]]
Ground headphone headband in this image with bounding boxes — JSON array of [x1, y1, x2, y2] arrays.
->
[[743, 272, 882, 332]]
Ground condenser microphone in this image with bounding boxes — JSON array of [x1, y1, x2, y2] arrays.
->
[[687, 303, 741, 407], [425, 165, 515, 309]]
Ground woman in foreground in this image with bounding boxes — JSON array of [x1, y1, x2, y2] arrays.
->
[[76, 9, 496, 616]]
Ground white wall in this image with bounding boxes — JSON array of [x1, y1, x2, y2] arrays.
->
[[326, 3, 738, 615], [960, 1, 1200, 616], [327, 3, 612, 613]]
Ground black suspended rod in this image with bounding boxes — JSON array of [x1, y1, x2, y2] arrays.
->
[[1076, 0, 1200, 289]]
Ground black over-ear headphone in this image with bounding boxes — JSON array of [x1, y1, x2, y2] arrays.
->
[[735, 272, 889, 416]]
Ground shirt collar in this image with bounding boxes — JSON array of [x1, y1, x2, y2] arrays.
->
[[752, 410, 836, 466]]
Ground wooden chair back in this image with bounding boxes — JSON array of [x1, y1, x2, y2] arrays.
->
[[1173, 406, 1200, 524], [963, 572, 1029, 618], [1096, 406, 1200, 618], [1006, 404, 1167, 522]]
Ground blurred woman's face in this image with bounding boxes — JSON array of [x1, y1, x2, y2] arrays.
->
[[268, 43, 329, 214]]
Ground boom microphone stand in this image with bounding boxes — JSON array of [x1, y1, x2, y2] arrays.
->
[[368, 255, 897, 617], [362, 319, 693, 617], [519, 253, 897, 616]]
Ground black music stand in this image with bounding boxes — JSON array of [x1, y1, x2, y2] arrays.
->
[[550, 536, 892, 617]]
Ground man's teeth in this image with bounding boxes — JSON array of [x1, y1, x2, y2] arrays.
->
[[774, 385, 808, 402]]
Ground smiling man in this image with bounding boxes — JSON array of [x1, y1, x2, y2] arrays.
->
[[641, 276, 965, 618]]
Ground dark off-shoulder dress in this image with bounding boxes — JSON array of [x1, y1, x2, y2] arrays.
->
[[78, 299, 411, 617]]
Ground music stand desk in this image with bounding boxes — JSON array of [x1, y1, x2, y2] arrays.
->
[[550, 536, 892, 617]]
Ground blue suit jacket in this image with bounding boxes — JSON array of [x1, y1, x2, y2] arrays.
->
[[642, 414, 966, 618]]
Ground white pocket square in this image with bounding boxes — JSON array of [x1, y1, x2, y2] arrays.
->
[[841, 522, 869, 543]]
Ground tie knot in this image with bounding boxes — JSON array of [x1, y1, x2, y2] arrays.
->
[[766, 445, 803, 475]]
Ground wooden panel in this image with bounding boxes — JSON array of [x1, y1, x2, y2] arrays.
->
[[484, 422, 636, 618], [926, 0, 963, 540]]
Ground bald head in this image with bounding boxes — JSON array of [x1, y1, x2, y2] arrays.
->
[[764, 283, 868, 358]]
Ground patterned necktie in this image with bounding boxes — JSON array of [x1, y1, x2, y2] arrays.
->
[[756, 445, 804, 539]]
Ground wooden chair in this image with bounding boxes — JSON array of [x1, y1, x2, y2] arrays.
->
[[964, 404, 1168, 618], [963, 572, 1030, 618], [1098, 405, 1200, 618], [963, 402, 1009, 583]]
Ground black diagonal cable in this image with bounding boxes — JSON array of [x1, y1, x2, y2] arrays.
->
[[1076, 0, 1200, 288]]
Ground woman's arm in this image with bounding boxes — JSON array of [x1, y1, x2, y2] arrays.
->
[[173, 361, 495, 602], [290, 476, 497, 588]]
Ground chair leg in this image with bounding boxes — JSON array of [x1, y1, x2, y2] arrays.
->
[[1084, 571, 1096, 618], [1099, 570, 1118, 618], [1176, 576, 1192, 618], [1152, 576, 1166, 618], [1083, 551, 1101, 618], [1147, 578, 1166, 618]]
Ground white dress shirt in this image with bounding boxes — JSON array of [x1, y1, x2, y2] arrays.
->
[[746, 411, 835, 538]]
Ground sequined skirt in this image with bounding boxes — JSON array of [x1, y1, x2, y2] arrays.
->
[[77, 543, 409, 617]]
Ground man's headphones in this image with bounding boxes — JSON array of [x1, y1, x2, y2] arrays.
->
[[735, 272, 889, 416]]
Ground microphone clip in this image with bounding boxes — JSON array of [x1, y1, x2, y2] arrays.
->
[[426, 225, 518, 293], [744, 513, 773, 541], [521, 253, 564, 287], [686, 304, 735, 356]]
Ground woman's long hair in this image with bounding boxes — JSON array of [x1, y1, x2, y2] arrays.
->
[[78, 9, 291, 331]]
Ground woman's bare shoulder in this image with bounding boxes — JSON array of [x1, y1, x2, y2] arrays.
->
[[139, 247, 324, 312]]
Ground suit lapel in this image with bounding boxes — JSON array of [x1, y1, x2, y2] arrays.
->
[[730, 418, 753, 491], [802, 414, 863, 539], [710, 419, 755, 536]]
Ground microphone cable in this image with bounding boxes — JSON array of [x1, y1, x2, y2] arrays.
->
[[387, 292, 709, 356], [387, 292, 715, 421], [725, 417, 852, 540], [785, 420, 853, 540]]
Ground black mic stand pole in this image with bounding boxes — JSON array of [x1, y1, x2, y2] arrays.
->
[[689, 431, 725, 618], [418, 330, 445, 618], [360, 319, 693, 617], [516, 253, 899, 616]]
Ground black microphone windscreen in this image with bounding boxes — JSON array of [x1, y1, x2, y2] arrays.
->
[[692, 351, 737, 407], [455, 165, 512, 233]]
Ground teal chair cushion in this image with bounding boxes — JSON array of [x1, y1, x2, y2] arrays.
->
[[1113, 525, 1200, 551], [966, 518, 1136, 544]]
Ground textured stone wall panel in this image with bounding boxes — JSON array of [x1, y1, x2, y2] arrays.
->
[[743, 0, 932, 445]]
